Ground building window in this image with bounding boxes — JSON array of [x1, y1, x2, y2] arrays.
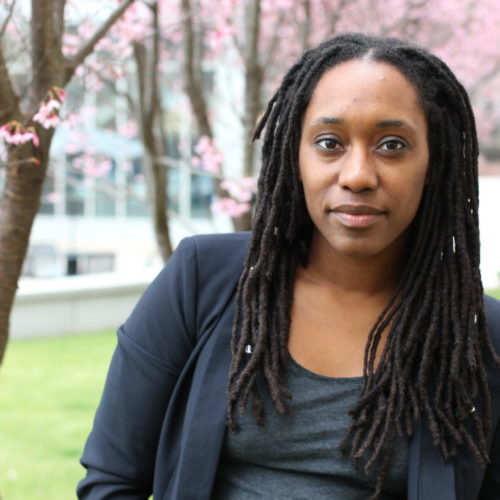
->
[[190, 173, 213, 219], [95, 160, 116, 216], [66, 168, 85, 216], [126, 159, 148, 217], [168, 166, 180, 214], [39, 172, 56, 215]]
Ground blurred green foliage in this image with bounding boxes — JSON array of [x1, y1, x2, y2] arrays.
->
[[0, 332, 116, 500]]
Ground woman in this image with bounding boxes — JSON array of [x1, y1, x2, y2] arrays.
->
[[78, 34, 500, 499]]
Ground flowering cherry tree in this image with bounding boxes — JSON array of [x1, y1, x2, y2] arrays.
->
[[0, 0, 137, 364], [183, 0, 499, 227], [57, 0, 500, 238]]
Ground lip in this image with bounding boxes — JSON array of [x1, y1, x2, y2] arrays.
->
[[328, 204, 386, 228]]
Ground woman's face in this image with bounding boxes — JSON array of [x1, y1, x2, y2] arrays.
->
[[298, 58, 429, 261]]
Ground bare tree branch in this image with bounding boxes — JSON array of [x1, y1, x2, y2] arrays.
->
[[300, 0, 311, 52], [0, 0, 16, 39], [376, 0, 429, 37], [469, 61, 500, 98], [156, 155, 225, 179], [31, 0, 67, 106], [64, 0, 136, 84], [263, 10, 286, 69], [133, 0, 173, 260], [325, 0, 355, 36], [77, 59, 136, 113], [0, 48, 22, 124], [181, 0, 212, 137], [242, 0, 262, 177]]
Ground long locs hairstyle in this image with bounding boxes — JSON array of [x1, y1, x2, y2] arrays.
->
[[226, 33, 500, 499]]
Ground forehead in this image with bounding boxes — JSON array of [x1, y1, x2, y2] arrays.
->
[[304, 59, 425, 125]]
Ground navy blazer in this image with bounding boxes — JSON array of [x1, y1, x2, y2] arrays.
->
[[78, 232, 500, 500]]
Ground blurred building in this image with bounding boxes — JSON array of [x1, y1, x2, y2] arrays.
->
[[24, 59, 240, 280]]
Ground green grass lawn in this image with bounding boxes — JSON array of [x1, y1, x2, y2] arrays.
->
[[0, 332, 117, 500], [488, 288, 500, 300]]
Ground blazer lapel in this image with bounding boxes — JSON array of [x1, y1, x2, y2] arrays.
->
[[171, 298, 234, 500], [408, 419, 457, 500]]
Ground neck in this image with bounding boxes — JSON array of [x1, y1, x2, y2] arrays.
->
[[303, 231, 406, 299]]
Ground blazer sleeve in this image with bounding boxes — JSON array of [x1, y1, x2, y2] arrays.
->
[[479, 424, 500, 499], [77, 237, 199, 500], [478, 295, 500, 499]]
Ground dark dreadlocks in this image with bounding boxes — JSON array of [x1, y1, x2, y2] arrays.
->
[[227, 33, 500, 498]]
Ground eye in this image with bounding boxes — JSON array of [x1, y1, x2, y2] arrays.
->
[[315, 136, 343, 151], [378, 138, 408, 152]]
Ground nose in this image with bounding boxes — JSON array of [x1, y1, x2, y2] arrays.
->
[[337, 146, 378, 192]]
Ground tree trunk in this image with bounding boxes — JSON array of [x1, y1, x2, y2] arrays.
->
[[181, 0, 247, 228], [234, 0, 263, 232], [0, 141, 51, 363], [0, 0, 137, 364], [0, 0, 65, 363], [181, 0, 213, 139], [133, 1, 173, 262], [242, 0, 262, 180]]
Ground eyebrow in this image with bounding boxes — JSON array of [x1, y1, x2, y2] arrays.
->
[[310, 117, 414, 130], [312, 117, 344, 125], [376, 119, 409, 128]]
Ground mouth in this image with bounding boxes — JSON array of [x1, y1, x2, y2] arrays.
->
[[328, 204, 386, 228]]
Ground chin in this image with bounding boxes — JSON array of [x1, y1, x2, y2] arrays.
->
[[325, 231, 408, 261], [319, 229, 396, 258], [332, 243, 384, 259]]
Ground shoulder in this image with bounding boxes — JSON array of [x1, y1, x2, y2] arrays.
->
[[484, 294, 500, 355], [187, 231, 251, 260], [172, 233, 251, 328], [122, 232, 251, 360], [177, 232, 251, 284]]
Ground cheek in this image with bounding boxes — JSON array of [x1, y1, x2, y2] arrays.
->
[[401, 173, 428, 221]]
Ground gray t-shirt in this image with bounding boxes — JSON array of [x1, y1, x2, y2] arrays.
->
[[212, 355, 408, 499]]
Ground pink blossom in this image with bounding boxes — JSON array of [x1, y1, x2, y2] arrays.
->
[[220, 176, 257, 202], [33, 93, 65, 130], [119, 120, 139, 139], [208, 26, 235, 50], [64, 112, 79, 128], [77, 20, 95, 40], [72, 154, 112, 178], [64, 142, 82, 155], [33, 108, 61, 129], [0, 122, 40, 148], [192, 136, 223, 173], [211, 197, 251, 217], [62, 33, 80, 57], [45, 192, 62, 204], [169, 28, 183, 44], [31, 132, 40, 147], [55, 88, 67, 100], [112, 3, 152, 43]]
